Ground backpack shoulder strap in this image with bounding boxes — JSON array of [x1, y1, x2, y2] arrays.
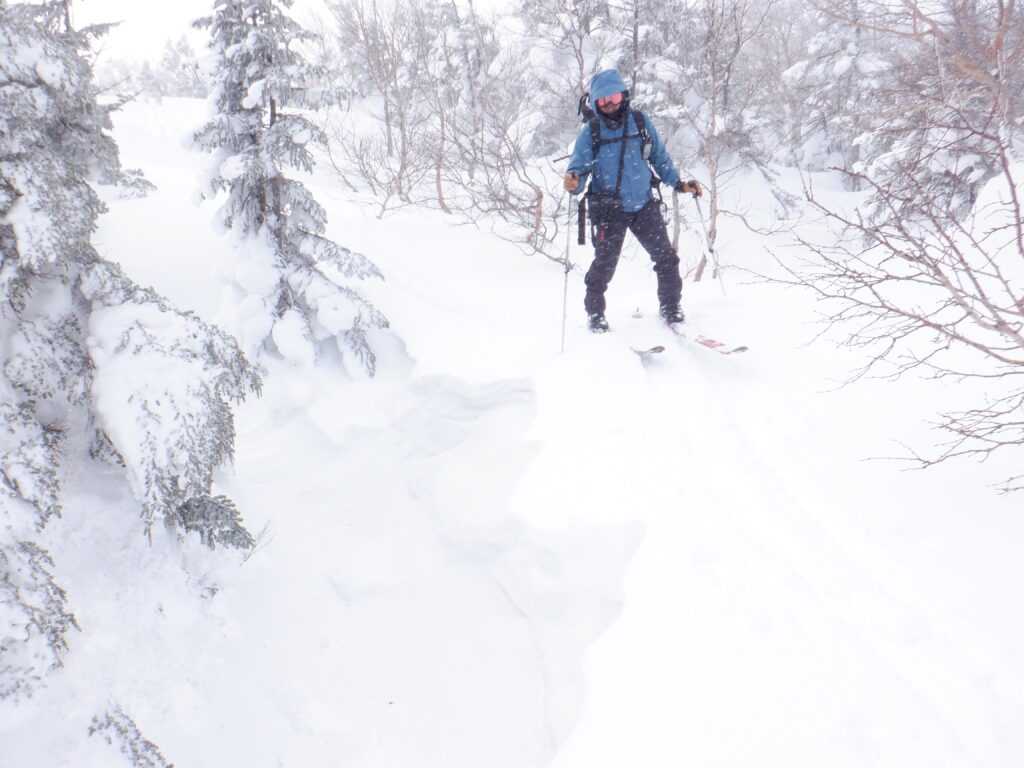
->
[[587, 110, 650, 164], [633, 110, 652, 160], [633, 110, 648, 137]]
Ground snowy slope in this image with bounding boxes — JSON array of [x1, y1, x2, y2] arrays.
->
[[4, 98, 1023, 768]]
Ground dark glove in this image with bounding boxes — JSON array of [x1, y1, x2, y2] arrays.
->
[[675, 179, 702, 196], [563, 172, 580, 192]]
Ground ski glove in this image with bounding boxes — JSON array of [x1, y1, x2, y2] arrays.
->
[[675, 179, 702, 197], [563, 172, 580, 192]]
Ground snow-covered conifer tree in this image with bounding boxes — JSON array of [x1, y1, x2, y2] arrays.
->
[[25, 0, 156, 198], [855, 0, 1022, 218], [157, 36, 209, 98], [783, 2, 884, 187], [105, 36, 210, 101], [195, 0, 387, 374], [1, 2, 259, 699]]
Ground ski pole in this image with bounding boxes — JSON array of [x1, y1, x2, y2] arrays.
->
[[671, 188, 681, 250], [561, 194, 573, 353], [692, 193, 726, 295]]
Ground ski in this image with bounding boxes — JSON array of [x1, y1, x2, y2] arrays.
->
[[631, 345, 666, 357], [693, 335, 748, 355], [588, 325, 664, 357], [630, 309, 748, 355], [666, 324, 748, 355]]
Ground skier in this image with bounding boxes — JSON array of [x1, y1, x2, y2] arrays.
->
[[563, 68, 702, 333]]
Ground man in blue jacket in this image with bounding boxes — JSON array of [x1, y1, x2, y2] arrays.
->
[[564, 68, 701, 333]]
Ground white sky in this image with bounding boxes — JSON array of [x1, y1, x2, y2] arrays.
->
[[75, 0, 215, 60], [74, 0, 507, 62]]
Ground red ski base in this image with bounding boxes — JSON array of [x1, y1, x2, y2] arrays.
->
[[667, 323, 748, 355]]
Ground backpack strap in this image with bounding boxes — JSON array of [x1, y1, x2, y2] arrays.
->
[[631, 110, 663, 200], [588, 110, 652, 160], [633, 110, 652, 162], [586, 110, 658, 197]]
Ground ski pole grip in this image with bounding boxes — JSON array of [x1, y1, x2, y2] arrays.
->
[[577, 197, 586, 245]]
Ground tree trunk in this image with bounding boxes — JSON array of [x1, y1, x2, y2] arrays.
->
[[436, 113, 451, 213]]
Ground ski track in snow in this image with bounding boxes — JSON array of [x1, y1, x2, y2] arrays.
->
[[633, 347, 1018, 766], [5, 98, 1023, 768]]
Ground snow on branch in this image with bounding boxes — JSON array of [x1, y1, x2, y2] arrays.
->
[[0, 401, 63, 529], [79, 261, 261, 532], [0, 537, 79, 701], [175, 495, 255, 551], [89, 704, 175, 768], [0, 0, 263, 708]]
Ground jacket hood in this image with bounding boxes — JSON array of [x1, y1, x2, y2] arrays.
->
[[588, 69, 629, 112]]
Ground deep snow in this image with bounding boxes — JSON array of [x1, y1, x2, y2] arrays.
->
[[4, 97, 1023, 768]]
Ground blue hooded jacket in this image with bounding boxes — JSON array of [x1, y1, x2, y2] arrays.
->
[[565, 69, 681, 212]]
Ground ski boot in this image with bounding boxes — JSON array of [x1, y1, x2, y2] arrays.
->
[[660, 304, 685, 325], [588, 312, 610, 333]]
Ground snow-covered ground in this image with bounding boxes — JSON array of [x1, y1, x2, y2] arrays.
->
[[5, 98, 1023, 768]]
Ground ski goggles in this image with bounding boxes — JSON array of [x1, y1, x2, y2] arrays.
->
[[596, 92, 623, 108]]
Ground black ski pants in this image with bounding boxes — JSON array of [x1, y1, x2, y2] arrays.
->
[[584, 199, 682, 316]]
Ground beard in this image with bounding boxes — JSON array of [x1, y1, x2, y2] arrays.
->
[[598, 101, 626, 127]]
